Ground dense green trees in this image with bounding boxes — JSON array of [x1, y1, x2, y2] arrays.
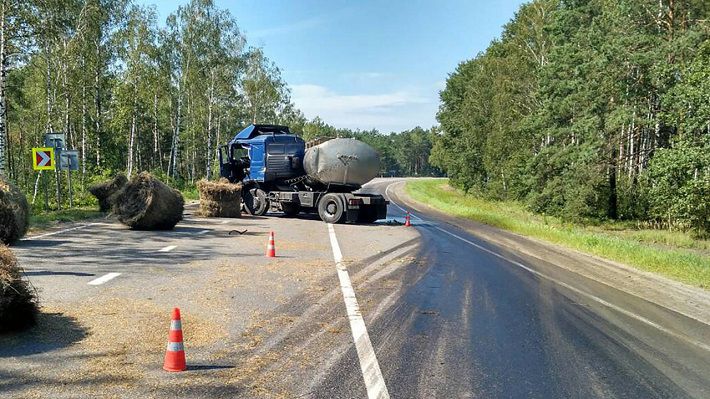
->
[[434, 0, 709, 235], [0, 0, 297, 207]]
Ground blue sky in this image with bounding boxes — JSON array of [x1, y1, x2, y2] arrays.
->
[[139, 0, 526, 133]]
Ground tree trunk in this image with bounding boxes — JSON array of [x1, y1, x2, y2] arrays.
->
[[94, 38, 102, 166], [45, 44, 53, 133], [187, 83, 194, 184], [169, 84, 181, 180], [62, 38, 71, 146], [0, 0, 7, 177], [127, 86, 137, 177], [608, 146, 618, 220], [215, 111, 221, 177], [153, 90, 161, 170], [206, 70, 214, 180], [32, 171, 40, 204], [127, 111, 136, 176], [81, 60, 87, 187]]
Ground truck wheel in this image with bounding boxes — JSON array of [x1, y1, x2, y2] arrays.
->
[[318, 193, 345, 224], [243, 188, 268, 216], [282, 203, 300, 217]]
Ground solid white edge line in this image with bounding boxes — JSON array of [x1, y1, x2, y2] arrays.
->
[[159, 245, 177, 252], [87, 272, 121, 286], [433, 225, 710, 353], [327, 223, 390, 399], [384, 183, 422, 220]]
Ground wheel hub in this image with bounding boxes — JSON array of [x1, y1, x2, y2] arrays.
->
[[326, 202, 337, 214]]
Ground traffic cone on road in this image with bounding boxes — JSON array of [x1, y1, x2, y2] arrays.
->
[[404, 211, 412, 227], [266, 231, 276, 257], [163, 307, 186, 372]]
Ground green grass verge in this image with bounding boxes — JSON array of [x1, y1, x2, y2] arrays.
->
[[406, 179, 710, 289], [30, 207, 105, 230], [181, 186, 200, 201]]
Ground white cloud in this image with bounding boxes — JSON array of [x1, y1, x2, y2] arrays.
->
[[291, 84, 437, 132]]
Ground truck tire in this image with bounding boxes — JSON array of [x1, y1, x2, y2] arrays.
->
[[281, 203, 300, 217], [243, 188, 268, 216], [318, 193, 345, 224]]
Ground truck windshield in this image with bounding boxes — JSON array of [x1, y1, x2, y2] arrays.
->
[[232, 146, 247, 160]]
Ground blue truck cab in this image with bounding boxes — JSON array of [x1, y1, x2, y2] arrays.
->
[[220, 124, 306, 184]]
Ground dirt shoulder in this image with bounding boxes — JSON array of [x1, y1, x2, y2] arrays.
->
[[390, 180, 710, 325]]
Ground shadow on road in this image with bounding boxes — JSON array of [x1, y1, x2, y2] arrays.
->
[[23, 270, 96, 277], [187, 364, 236, 371], [0, 312, 87, 358]]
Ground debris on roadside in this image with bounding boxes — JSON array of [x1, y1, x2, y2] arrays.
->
[[88, 174, 128, 212], [0, 245, 38, 332], [197, 178, 242, 218], [0, 177, 29, 244], [228, 229, 248, 236], [113, 172, 184, 230]]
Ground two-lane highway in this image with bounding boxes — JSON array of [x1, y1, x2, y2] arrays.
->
[[307, 179, 710, 398]]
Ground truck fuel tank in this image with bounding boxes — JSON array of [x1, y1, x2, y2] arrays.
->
[[303, 138, 380, 187]]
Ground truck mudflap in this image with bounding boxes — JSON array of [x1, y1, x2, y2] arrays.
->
[[343, 193, 389, 223]]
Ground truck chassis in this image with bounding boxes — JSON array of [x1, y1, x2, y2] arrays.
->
[[243, 186, 388, 224]]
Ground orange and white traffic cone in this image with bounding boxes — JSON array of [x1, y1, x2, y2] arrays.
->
[[404, 211, 412, 227], [266, 231, 276, 257], [163, 307, 186, 372]]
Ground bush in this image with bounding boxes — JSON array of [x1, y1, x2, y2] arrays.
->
[[644, 137, 710, 236]]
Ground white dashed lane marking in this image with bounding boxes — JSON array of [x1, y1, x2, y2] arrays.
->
[[88, 272, 121, 286], [159, 245, 177, 252]]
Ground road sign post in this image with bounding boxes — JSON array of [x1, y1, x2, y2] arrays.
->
[[34, 135, 81, 210], [60, 150, 78, 208], [32, 147, 55, 210]]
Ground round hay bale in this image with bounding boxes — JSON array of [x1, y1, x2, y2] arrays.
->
[[113, 172, 184, 230], [196, 179, 242, 218], [0, 245, 38, 332], [0, 177, 30, 244], [88, 174, 128, 212]]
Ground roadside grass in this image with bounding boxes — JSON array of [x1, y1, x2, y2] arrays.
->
[[181, 186, 200, 201], [29, 207, 105, 230], [406, 179, 710, 289]]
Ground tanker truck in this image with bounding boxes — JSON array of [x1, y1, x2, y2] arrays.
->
[[218, 124, 388, 223]]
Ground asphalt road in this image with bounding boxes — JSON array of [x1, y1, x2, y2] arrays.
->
[[313, 179, 710, 399], [1, 178, 709, 398]]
